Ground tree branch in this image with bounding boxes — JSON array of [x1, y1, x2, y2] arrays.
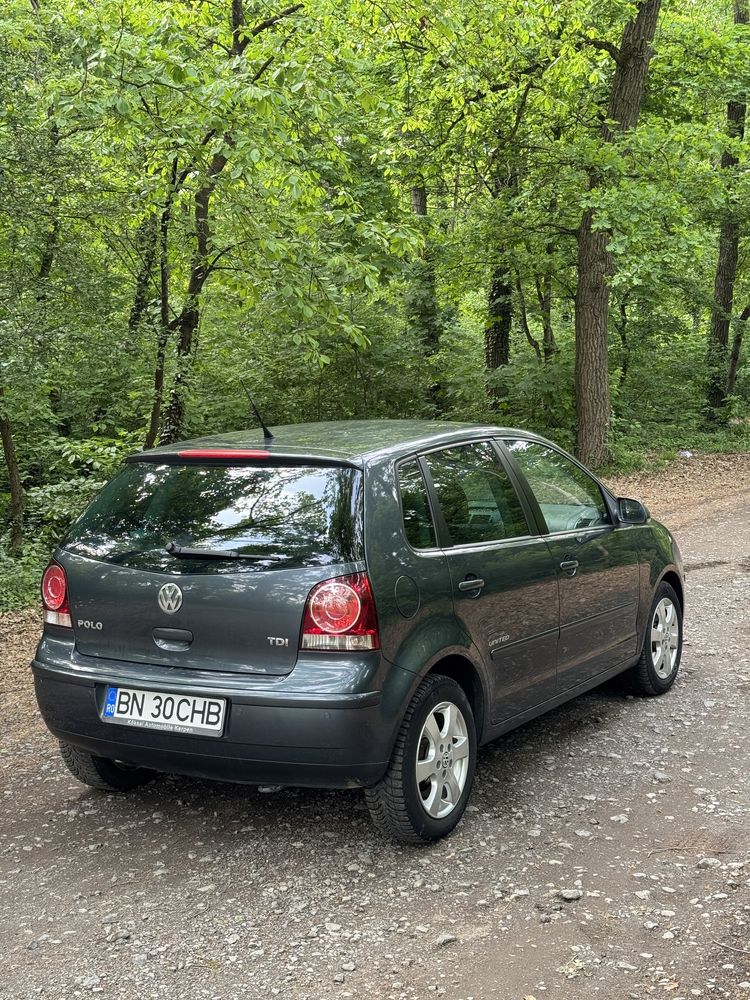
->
[[231, 0, 244, 55], [251, 53, 276, 83], [440, 60, 548, 144], [584, 38, 622, 65], [236, 2, 303, 52], [516, 274, 542, 362]]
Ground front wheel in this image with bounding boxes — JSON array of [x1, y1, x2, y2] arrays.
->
[[365, 674, 477, 843], [627, 582, 683, 696]]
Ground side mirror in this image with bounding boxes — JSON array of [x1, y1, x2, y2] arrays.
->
[[618, 497, 648, 525]]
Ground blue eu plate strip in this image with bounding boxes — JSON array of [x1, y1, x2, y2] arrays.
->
[[104, 687, 118, 717]]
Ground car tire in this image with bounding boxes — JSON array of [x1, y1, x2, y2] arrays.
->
[[627, 582, 683, 696], [59, 742, 154, 792], [364, 674, 477, 844]]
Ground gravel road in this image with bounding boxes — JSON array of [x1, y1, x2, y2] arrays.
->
[[2, 453, 750, 1000]]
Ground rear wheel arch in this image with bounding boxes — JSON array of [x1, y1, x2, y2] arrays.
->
[[425, 654, 486, 740], [378, 648, 488, 769]]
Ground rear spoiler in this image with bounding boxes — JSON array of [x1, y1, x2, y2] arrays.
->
[[126, 449, 363, 469]]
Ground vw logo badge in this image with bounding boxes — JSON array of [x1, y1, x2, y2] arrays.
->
[[158, 582, 183, 614]]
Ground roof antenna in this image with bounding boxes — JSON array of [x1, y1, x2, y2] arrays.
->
[[240, 380, 274, 442]]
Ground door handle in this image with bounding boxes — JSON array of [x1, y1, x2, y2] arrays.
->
[[560, 558, 579, 576], [458, 576, 485, 594]]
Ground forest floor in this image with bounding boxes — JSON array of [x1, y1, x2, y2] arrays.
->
[[2, 452, 750, 1000]]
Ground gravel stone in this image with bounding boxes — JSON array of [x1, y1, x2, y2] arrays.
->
[[3, 454, 750, 999], [558, 889, 583, 902], [435, 933, 457, 948]]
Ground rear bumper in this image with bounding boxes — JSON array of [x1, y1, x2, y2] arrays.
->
[[32, 648, 397, 789]]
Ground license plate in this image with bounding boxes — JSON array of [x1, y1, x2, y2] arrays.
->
[[102, 686, 226, 737]]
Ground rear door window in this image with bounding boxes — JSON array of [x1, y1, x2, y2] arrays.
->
[[424, 442, 530, 546], [398, 460, 436, 549], [63, 462, 363, 573]]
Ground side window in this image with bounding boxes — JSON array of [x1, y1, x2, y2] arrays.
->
[[424, 442, 529, 546], [398, 460, 436, 549], [505, 439, 611, 533]]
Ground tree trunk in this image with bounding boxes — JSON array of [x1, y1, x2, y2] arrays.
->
[[159, 311, 200, 445], [706, 219, 742, 413], [144, 329, 170, 450], [485, 266, 512, 407], [38, 211, 60, 283], [516, 276, 542, 362], [616, 294, 630, 390], [537, 164, 559, 362], [727, 303, 750, 397], [160, 152, 227, 444], [4, 116, 65, 548], [144, 161, 178, 449], [706, 0, 748, 417], [406, 183, 441, 355], [128, 214, 158, 337], [405, 180, 444, 410], [483, 165, 517, 406], [486, 269, 512, 369], [0, 388, 23, 554], [158, 1, 302, 443], [37, 121, 60, 289], [535, 271, 557, 360], [411, 183, 427, 218], [574, 0, 662, 467], [575, 214, 611, 464]]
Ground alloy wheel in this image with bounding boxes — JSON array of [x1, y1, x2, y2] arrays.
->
[[415, 701, 471, 819], [650, 597, 680, 679]]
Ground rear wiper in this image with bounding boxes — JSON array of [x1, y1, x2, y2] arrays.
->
[[165, 541, 281, 562]]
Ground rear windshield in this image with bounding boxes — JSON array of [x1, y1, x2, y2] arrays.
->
[[63, 462, 364, 573]]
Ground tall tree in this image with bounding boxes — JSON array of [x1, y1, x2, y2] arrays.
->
[[575, 0, 662, 467], [6, 0, 750, 607], [705, 0, 748, 419], [404, 179, 445, 411], [484, 163, 517, 407], [159, 1, 305, 443], [0, 388, 23, 554]]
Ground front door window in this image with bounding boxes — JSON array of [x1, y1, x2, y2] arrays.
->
[[504, 440, 610, 533]]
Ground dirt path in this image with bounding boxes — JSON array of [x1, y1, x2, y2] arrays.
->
[[2, 453, 750, 1000]]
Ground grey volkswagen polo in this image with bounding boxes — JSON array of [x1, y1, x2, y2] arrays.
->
[[33, 421, 684, 842]]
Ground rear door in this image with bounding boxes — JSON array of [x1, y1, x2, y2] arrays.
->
[[59, 458, 364, 675], [421, 441, 560, 725], [502, 439, 639, 690]]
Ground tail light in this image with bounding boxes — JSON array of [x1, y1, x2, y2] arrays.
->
[[41, 562, 72, 628], [300, 573, 380, 652]]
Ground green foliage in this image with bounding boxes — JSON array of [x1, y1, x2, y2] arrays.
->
[[0, 538, 49, 611], [1, 0, 749, 608]]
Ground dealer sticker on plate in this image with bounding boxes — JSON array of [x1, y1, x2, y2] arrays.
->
[[102, 686, 226, 737]]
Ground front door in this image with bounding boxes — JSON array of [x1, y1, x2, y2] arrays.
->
[[502, 439, 639, 691], [421, 441, 560, 725]]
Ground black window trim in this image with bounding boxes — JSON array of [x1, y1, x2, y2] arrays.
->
[[416, 437, 541, 551], [395, 455, 441, 554], [496, 436, 619, 537], [63, 459, 365, 570]]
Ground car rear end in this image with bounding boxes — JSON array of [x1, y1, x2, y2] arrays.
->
[[32, 447, 399, 788]]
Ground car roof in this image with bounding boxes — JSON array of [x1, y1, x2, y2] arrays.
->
[[131, 420, 550, 466]]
